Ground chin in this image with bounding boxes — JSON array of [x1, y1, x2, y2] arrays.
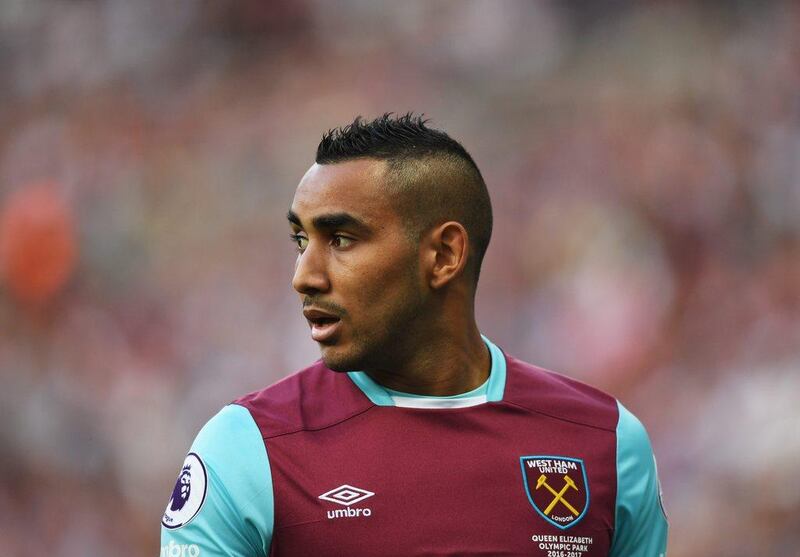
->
[[319, 348, 350, 372], [320, 344, 365, 373]]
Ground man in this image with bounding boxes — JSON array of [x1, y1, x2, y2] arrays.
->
[[160, 114, 668, 557]]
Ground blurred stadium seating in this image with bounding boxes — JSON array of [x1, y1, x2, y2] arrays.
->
[[1, 1, 798, 555]]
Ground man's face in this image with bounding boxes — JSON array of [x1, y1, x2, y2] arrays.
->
[[289, 159, 425, 371]]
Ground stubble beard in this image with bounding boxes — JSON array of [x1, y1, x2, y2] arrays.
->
[[321, 265, 426, 373]]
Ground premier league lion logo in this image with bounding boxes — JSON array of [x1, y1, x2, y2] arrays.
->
[[169, 464, 192, 511], [163, 453, 207, 529]]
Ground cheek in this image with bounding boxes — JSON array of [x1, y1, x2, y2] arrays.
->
[[357, 259, 419, 313], [334, 243, 421, 316]]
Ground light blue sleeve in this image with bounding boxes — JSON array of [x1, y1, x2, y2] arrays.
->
[[609, 401, 668, 557], [160, 404, 274, 557]]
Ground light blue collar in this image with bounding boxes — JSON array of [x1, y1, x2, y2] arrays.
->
[[347, 335, 506, 408]]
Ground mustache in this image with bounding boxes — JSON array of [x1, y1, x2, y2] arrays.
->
[[302, 297, 347, 318]]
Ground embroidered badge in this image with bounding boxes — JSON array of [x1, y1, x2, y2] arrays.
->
[[162, 452, 208, 529], [520, 455, 589, 530]]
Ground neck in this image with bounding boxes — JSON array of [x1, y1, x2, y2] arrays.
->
[[364, 319, 490, 397]]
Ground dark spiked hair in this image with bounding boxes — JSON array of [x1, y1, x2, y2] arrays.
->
[[315, 113, 493, 285]]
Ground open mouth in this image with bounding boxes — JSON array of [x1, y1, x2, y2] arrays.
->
[[309, 317, 340, 343], [303, 309, 342, 343]]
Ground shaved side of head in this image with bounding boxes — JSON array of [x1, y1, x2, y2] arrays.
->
[[383, 153, 492, 282], [316, 113, 493, 286]]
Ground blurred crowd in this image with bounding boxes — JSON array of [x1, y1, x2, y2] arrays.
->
[[1, 1, 799, 555]]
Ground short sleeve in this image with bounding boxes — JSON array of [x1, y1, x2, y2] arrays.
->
[[160, 404, 274, 556], [609, 401, 668, 557]]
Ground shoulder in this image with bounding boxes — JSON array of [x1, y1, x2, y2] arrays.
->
[[610, 402, 669, 555], [162, 405, 270, 532], [161, 405, 274, 554], [614, 401, 662, 496], [615, 401, 653, 455], [233, 360, 374, 439], [184, 404, 270, 495], [501, 353, 620, 432]]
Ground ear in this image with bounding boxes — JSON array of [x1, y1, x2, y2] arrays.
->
[[426, 221, 469, 290]]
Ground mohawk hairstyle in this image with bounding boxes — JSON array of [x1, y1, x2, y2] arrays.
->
[[317, 113, 479, 168], [315, 113, 493, 286]]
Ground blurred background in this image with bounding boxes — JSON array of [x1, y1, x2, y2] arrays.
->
[[1, 1, 798, 555]]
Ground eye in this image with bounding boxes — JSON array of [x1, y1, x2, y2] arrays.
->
[[331, 234, 354, 249], [289, 233, 308, 252]]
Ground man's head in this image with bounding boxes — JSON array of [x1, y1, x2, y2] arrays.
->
[[288, 113, 492, 372], [316, 114, 492, 278]]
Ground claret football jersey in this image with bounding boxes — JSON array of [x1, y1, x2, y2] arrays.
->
[[160, 337, 668, 557]]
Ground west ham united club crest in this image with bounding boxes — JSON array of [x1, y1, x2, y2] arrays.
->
[[520, 455, 589, 530]]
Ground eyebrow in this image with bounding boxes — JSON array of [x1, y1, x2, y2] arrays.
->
[[287, 210, 371, 234]]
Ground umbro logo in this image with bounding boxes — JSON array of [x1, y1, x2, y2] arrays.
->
[[318, 484, 375, 506], [319, 485, 375, 519]]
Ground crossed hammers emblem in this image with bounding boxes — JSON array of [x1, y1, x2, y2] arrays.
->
[[535, 474, 580, 516]]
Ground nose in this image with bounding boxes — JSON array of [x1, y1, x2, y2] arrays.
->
[[292, 241, 330, 295]]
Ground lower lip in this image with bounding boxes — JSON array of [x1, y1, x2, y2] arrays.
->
[[311, 320, 341, 343]]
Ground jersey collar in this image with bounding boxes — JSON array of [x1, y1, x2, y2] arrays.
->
[[346, 335, 507, 408]]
